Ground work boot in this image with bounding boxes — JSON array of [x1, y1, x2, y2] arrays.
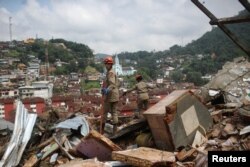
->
[[134, 112, 140, 119]]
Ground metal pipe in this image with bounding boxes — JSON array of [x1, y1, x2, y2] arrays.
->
[[191, 0, 250, 56], [210, 15, 250, 25], [239, 0, 250, 12]]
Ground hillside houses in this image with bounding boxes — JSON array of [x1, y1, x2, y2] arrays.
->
[[163, 66, 175, 78], [0, 40, 205, 126], [54, 59, 69, 67], [122, 66, 137, 76], [19, 81, 53, 99], [0, 87, 19, 99]]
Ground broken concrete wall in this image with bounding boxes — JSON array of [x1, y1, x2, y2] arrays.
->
[[201, 57, 250, 105]]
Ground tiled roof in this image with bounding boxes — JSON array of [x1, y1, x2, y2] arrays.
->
[[22, 97, 45, 103], [0, 98, 15, 104], [51, 95, 74, 102]]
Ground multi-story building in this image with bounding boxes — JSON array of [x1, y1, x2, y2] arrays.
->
[[18, 81, 53, 99], [69, 72, 80, 84], [0, 103, 4, 119], [27, 62, 40, 79], [0, 87, 19, 99], [18, 86, 35, 99], [0, 98, 15, 122], [22, 97, 45, 115]]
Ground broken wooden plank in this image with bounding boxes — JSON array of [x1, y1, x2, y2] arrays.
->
[[109, 119, 148, 140], [76, 130, 122, 161], [112, 147, 175, 167], [23, 154, 38, 167], [58, 158, 107, 167], [176, 148, 197, 162], [41, 142, 59, 160], [53, 135, 74, 160], [33, 136, 54, 151]]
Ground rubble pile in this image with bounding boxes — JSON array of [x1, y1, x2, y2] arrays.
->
[[0, 57, 250, 167]]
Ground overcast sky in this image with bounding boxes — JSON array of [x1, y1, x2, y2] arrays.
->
[[0, 0, 245, 54]]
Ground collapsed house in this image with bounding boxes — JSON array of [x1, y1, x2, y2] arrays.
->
[[0, 89, 212, 167], [199, 57, 250, 122], [200, 57, 250, 105]]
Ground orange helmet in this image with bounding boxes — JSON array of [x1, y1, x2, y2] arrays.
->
[[135, 74, 142, 81], [103, 56, 113, 64]]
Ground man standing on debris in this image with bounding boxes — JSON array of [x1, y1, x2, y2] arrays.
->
[[101, 56, 119, 135], [123, 74, 154, 118]]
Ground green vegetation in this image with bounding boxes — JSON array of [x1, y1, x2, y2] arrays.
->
[[82, 81, 100, 90], [6, 38, 94, 74], [84, 66, 98, 73], [170, 70, 184, 83]]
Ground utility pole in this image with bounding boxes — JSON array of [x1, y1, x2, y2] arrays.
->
[[9, 17, 12, 43], [45, 41, 49, 81]]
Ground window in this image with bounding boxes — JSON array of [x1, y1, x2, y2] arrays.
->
[[30, 104, 36, 108], [0, 110, 4, 118]]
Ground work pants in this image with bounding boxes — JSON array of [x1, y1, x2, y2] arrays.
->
[[103, 101, 118, 124]]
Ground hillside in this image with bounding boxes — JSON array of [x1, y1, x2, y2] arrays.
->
[[95, 53, 110, 59], [117, 10, 250, 83]]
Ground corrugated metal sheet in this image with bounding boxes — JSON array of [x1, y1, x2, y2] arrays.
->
[[0, 100, 37, 167], [54, 116, 89, 136]]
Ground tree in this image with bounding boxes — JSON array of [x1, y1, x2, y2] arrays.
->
[[186, 71, 204, 86], [66, 60, 78, 73], [78, 58, 88, 70], [19, 53, 30, 65], [90, 62, 103, 73], [171, 70, 184, 83], [54, 66, 68, 75]]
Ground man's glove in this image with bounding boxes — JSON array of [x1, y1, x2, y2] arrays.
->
[[101, 88, 110, 95]]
